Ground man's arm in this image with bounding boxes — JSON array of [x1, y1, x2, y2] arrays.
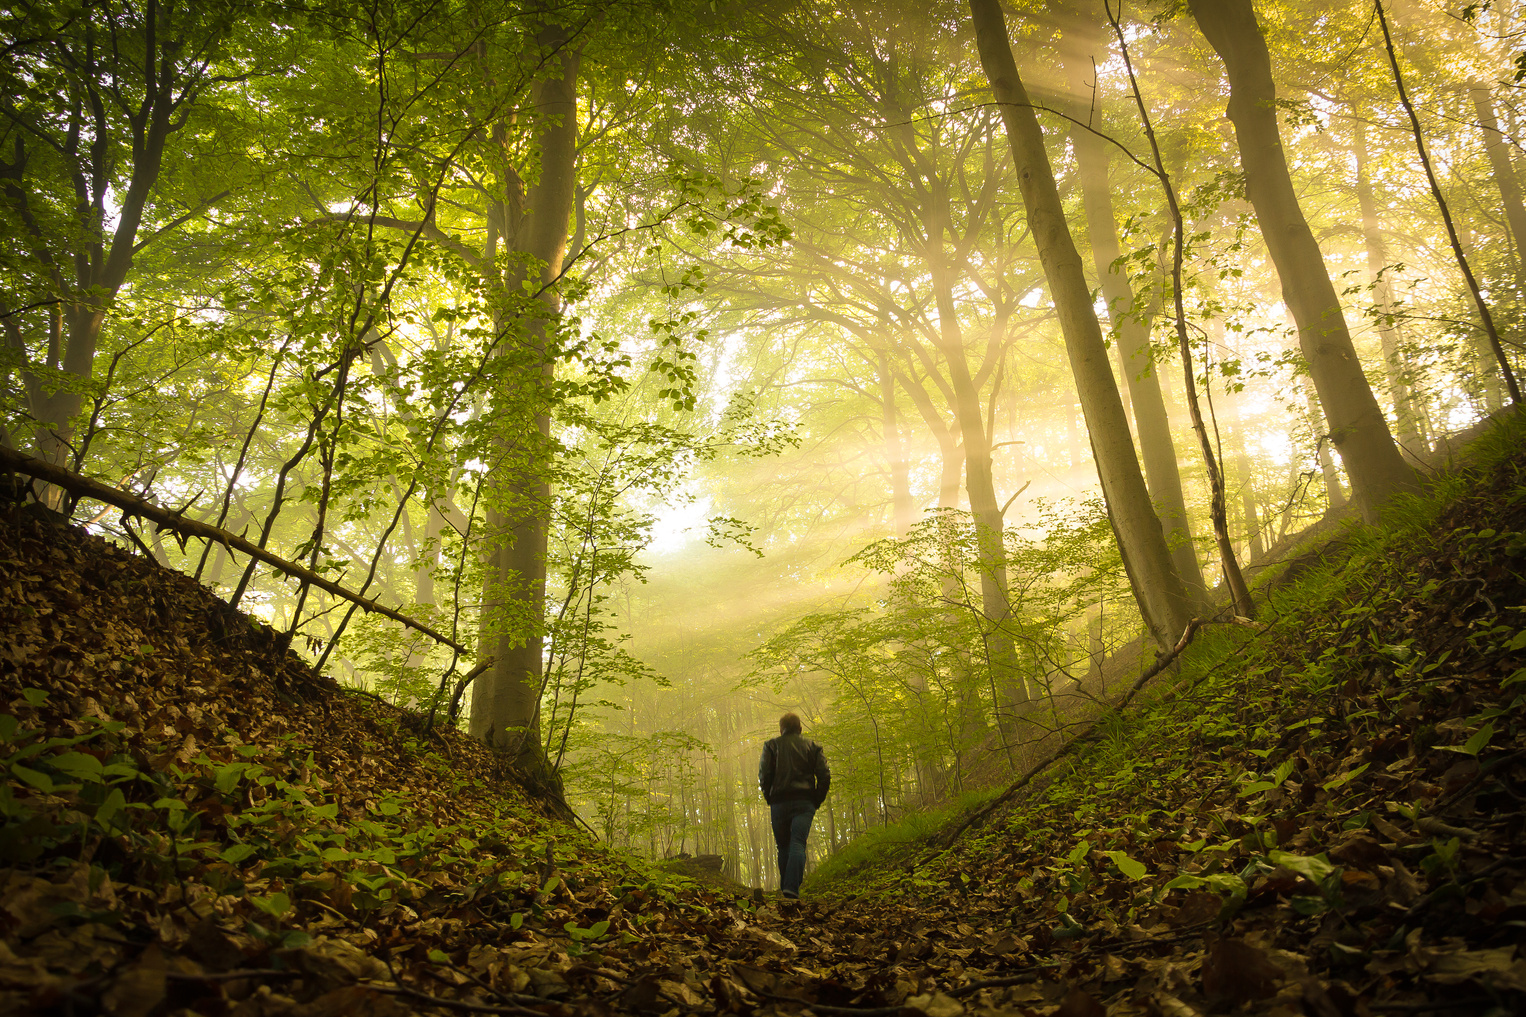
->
[[758, 741, 774, 802], [813, 745, 831, 806]]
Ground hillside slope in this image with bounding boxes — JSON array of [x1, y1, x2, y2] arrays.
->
[[0, 505, 755, 1015], [3, 415, 1525, 1017]]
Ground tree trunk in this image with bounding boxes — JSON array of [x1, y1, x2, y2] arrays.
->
[[1305, 380, 1348, 511], [1472, 84, 1526, 290], [924, 233, 1028, 726], [1209, 318, 1265, 561], [1187, 0, 1416, 522], [878, 349, 917, 534], [470, 40, 582, 776], [1064, 44, 1209, 607], [969, 0, 1193, 650], [1351, 118, 1426, 454]]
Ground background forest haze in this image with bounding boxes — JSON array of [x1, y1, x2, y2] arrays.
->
[[3, 0, 1523, 890]]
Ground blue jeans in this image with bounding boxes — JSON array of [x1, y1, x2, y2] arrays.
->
[[770, 799, 816, 896]]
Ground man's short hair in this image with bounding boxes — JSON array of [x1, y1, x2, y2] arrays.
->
[[779, 712, 802, 735]]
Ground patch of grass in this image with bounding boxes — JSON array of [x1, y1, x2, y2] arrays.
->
[[807, 786, 1001, 895]]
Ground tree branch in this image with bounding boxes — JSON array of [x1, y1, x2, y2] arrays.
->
[[0, 446, 473, 656]]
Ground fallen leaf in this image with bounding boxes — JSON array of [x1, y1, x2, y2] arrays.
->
[[906, 990, 965, 1016], [1202, 938, 1283, 1004], [101, 944, 165, 1017]]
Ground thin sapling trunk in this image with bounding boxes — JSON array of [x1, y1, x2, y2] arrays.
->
[[1375, 0, 1520, 405], [1108, 0, 1255, 618]]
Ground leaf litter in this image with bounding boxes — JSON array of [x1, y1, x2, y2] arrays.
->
[[2, 432, 1526, 1017]]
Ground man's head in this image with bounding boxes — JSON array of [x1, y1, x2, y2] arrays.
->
[[779, 712, 802, 735]]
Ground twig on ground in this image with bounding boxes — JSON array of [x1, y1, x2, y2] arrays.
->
[[362, 982, 547, 1016], [165, 969, 301, 982]]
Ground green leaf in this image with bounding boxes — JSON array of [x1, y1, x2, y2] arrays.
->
[[50, 752, 103, 781], [1066, 839, 1091, 864], [1268, 850, 1337, 883], [427, 949, 451, 964], [1321, 764, 1369, 791], [94, 788, 127, 829], [1463, 722, 1495, 756], [378, 798, 401, 816], [281, 931, 312, 948], [0, 715, 20, 743], [21, 689, 48, 708], [254, 892, 291, 918], [214, 764, 245, 794], [510, 912, 524, 930], [220, 844, 257, 864], [11, 764, 54, 792], [1104, 851, 1148, 881]]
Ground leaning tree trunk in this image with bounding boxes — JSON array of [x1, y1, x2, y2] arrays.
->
[[1063, 40, 1209, 608], [968, 0, 1193, 650], [1352, 117, 1426, 452], [471, 40, 582, 778], [1187, 0, 1417, 522]]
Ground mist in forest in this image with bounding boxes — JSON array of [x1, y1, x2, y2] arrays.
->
[[2, 0, 1521, 888]]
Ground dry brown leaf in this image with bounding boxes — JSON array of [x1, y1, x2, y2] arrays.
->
[[100, 944, 165, 1017], [1202, 938, 1283, 1004]]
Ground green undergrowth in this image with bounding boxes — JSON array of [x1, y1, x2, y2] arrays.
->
[[818, 412, 1526, 912], [805, 786, 1002, 893], [1, 686, 728, 957]]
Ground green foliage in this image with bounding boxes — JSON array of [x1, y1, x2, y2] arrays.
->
[[804, 788, 1001, 894]]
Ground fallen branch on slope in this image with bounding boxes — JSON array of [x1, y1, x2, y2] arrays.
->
[[0, 446, 472, 656], [937, 614, 1264, 848]]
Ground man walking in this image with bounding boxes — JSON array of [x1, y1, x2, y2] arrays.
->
[[758, 712, 830, 899]]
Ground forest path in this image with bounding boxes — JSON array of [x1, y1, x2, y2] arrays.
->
[[2, 418, 1526, 1017]]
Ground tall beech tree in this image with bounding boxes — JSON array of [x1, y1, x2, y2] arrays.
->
[[1185, 0, 1417, 521], [468, 29, 583, 771], [1057, 11, 1209, 609], [968, 0, 1193, 651]]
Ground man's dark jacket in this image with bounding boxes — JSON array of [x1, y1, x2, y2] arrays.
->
[[759, 732, 831, 806]]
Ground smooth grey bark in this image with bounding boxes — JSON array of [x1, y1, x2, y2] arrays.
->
[[471, 40, 582, 771], [969, 0, 1193, 650], [1351, 117, 1426, 453], [1471, 84, 1526, 288], [1187, 0, 1417, 522], [1062, 41, 1209, 609]]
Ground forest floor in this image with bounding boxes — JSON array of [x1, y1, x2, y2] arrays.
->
[[3, 417, 1526, 1017]]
